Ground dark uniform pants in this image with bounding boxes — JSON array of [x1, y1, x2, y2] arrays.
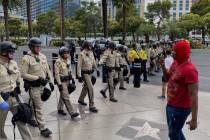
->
[[141, 60, 148, 81]]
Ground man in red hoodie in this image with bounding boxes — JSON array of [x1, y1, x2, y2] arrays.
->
[[161, 40, 198, 140]]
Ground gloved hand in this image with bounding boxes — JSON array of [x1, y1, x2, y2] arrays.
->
[[58, 84, 63, 91], [37, 77, 48, 86], [72, 78, 75, 84], [0, 101, 9, 111], [49, 82, 54, 92], [14, 86, 21, 95], [78, 77, 83, 83], [97, 70, 100, 77]]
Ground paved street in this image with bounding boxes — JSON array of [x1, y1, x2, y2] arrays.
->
[[3, 47, 210, 140]]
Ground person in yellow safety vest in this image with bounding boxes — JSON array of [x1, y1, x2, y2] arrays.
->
[[126, 43, 140, 83], [139, 44, 149, 82]]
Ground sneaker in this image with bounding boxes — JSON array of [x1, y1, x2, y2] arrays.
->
[[100, 90, 107, 98], [40, 128, 52, 137], [157, 96, 165, 99], [28, 119, 38, 127], [70, 112, 79, 119], [78, 100, 87, 106], [110, 98, 118, 102], [58, 110, 67, 116], [89, 107, 98, 113], [119, 87, 126, 90]]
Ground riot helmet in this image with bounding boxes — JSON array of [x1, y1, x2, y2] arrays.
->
[[0, 41, 16, 60], [28, 37, 42, 55], [59, 46, 69, 58]]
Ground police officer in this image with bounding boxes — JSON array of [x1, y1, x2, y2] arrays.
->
[[77, 41, 99, 113], [126, 43, 140, 83], [99, 42, 118, 102], [139, 44, 149, 82], [54, 47, 79, 117], [149, 44, 156, 76], [114, 45, 127, 90], [0, 41, 33, 140], [20, 37, 54, 137]]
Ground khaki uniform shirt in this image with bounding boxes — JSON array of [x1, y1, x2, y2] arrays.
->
[[99, 49, 117, 67], [77, 50, 97, 78], [114, 51, 121, 68], [119, 52, 127, 66], [0, 57, 20, 93], [150, 48, 156, 59], [54, 57, 71, 85], [20, 51, 52, 82]]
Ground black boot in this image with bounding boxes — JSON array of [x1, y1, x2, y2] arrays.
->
[[58, 110, 67, 116], [89, 107, 98, 113], [41, 128, 52, 137], [70, 112, 79, 119]]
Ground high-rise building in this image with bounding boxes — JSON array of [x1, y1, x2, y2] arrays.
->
[[17, 0, 81, 20], [103, 0, 146, 20], [170, 0, 193, 21], [0, 6, 25, 22]]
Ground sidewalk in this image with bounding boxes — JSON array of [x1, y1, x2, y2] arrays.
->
[[3, 79, 210, 140]]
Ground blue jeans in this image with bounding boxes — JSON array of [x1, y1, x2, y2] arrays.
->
[[166, 105, 191, 140]]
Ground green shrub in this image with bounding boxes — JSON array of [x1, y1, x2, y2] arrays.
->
[[11, 38, 27, 46], [50, 40, 63, 47], [189, 40, 203, 49]]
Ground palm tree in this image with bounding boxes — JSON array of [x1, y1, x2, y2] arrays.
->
[[26, 0, 33, 38], [113, 0, 135, 42], [102, 0, 108, 38], [60, 0, 65, 41], [0, 0, 22, 40]]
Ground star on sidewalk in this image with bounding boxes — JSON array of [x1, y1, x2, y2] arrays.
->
[[129, 122, 161, 140]]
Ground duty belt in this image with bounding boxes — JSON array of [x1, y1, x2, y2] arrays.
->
[[82, 70, 94, 75], [107, 66, 115, 72], [60, 75, 72, 82], [0, 91, 17, 101]]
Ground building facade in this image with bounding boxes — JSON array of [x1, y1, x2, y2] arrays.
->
[[170, 0, 193, 21], [17, 0, 81, 20]]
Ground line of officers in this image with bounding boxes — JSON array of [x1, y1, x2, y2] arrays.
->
[[0, 37, 167, 140]]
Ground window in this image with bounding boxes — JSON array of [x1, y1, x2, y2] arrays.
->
[[179, 12, 182, 17]]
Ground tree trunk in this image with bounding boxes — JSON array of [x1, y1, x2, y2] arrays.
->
[[145, 34, 149, 43], [132, 32, 135, 42], [122, 5, 126, 43], [2, 0, 9, 41], [157, 22, 161, 41], [60, 0, 65, 41], [26, 0, 33, 39], [201, 26, 205, 44], [102, 0, 108, 38]]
